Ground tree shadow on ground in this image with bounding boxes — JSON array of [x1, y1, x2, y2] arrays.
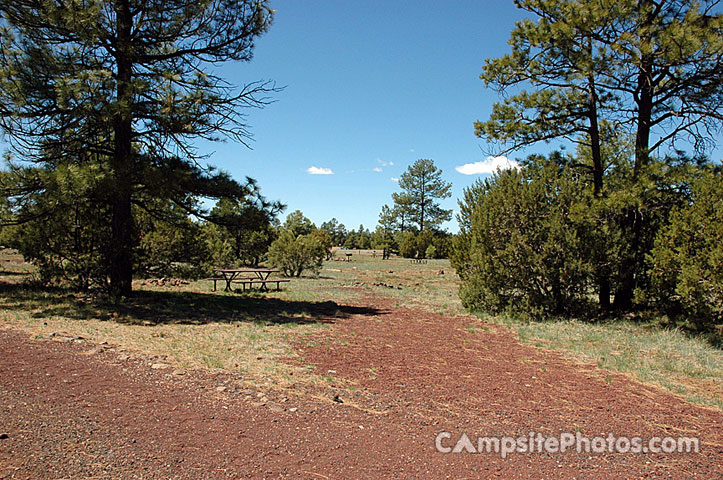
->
[[0, 282, 382, 326]]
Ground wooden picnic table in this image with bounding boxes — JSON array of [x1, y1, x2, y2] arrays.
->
[[213, 268, 280, 292]]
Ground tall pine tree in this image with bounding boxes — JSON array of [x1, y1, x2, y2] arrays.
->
[[0, 0, 279, 296]]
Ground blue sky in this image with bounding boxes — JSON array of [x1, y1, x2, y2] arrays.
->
[[197, 0, 531, 232], [2, 1, 720, 232]]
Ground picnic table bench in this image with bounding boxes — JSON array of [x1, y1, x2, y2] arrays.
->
[[232, 278, 290, 291], [211, 268, 287, 292]]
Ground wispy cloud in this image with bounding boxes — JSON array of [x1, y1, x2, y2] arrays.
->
[[390, 177, 400, 182], [377, 158, 394, 167], [307, 166, 334, 175], [373, 167, 383, 172], [455, 156, 520, 175]]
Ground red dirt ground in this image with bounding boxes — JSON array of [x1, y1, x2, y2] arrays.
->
[[1, 291, 721, 479]]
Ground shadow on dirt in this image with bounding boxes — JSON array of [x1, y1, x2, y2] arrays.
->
[[0, 282, 382, 326]]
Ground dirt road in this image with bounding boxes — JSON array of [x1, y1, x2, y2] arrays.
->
[[1, 293, 721, 478]]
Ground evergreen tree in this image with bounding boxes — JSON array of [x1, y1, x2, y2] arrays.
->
[[283, 210, 316, 237], [319, 218, 348, 246], [207, 197, 280, 267], [0, 0, 278, 296], [476, 0, 723, 309], [394, 159, 452, 232]]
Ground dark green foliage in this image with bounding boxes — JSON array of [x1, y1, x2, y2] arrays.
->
[[0, 0, 278, 296], [135, 204, 210, 279], [397, 231, 417, 259], [394, 159, 452, 232], [283, 210, 316, 237], [0, 164, 111, 289], [648, 171, 723, 330], [267, 230, 325, 278], [207, 197, 278, 267], [452, 156, 595, 317], [342, 225, 372, 250], [453, 149, 718, 326], [475, 0, 723, 310], [415, 230, 434, 259], [319, 218, 348, 246], [310, 229, 334, 261], [377, 160, 453, 258], [394, 230, 451, 259]]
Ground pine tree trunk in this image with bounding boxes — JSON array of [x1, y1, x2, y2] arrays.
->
[[614, 47, 654, 310], [598, 275, 611, 310], [587, 70, 610, 309], [109, 0, 135, 298], [109, 184, 133, 297]]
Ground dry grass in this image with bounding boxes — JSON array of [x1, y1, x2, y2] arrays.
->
[[0, 247, 721, 409]]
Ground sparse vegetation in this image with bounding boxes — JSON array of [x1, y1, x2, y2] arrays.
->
[[0, 248, 720, 409]]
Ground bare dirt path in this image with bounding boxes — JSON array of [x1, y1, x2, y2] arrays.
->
[[1, 291, 721, 479]]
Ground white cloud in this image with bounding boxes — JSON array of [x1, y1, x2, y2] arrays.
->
[[390, 177, 399, 182], [455, 156, 520, 175], [307, 166, 334, 175], [373, 167, 383, 172], [377, 158, 394, 167]]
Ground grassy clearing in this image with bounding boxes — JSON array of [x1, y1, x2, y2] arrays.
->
[[491, 315, 722, 410], [0, 247, 721, 409]]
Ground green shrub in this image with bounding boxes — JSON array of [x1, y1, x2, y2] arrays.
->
[[136, 209, 210, 279], [648, 171, 723, 331], [0, 163, 113, 290], [397, 231, 417, 258], [415, 230, 434, 258], [267, 230, 325, 277], [452, 159, 594, 316]]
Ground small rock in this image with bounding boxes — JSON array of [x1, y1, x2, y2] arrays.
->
[[151, 363, 170, 370], [171, 369, 185, 376], [216, 386, 227, 392], [333, 395, 343, 404], [268, 405, 284, 413], [260, 396, 269, 403], [288, 407, 298, 413], [118, 354, 130, 361]]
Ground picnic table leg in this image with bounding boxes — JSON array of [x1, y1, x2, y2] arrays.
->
[[223, 272, 236, 292], [255, 271, 271, 292]]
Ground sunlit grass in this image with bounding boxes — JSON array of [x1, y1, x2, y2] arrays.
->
[[490, 315, 723, 410], [1, 247, 721, 410]]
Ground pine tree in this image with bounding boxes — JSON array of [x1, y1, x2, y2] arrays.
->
[[476, 0, 723, 309], [394, 159, 452, 232], [0, 0, 278, 296]]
